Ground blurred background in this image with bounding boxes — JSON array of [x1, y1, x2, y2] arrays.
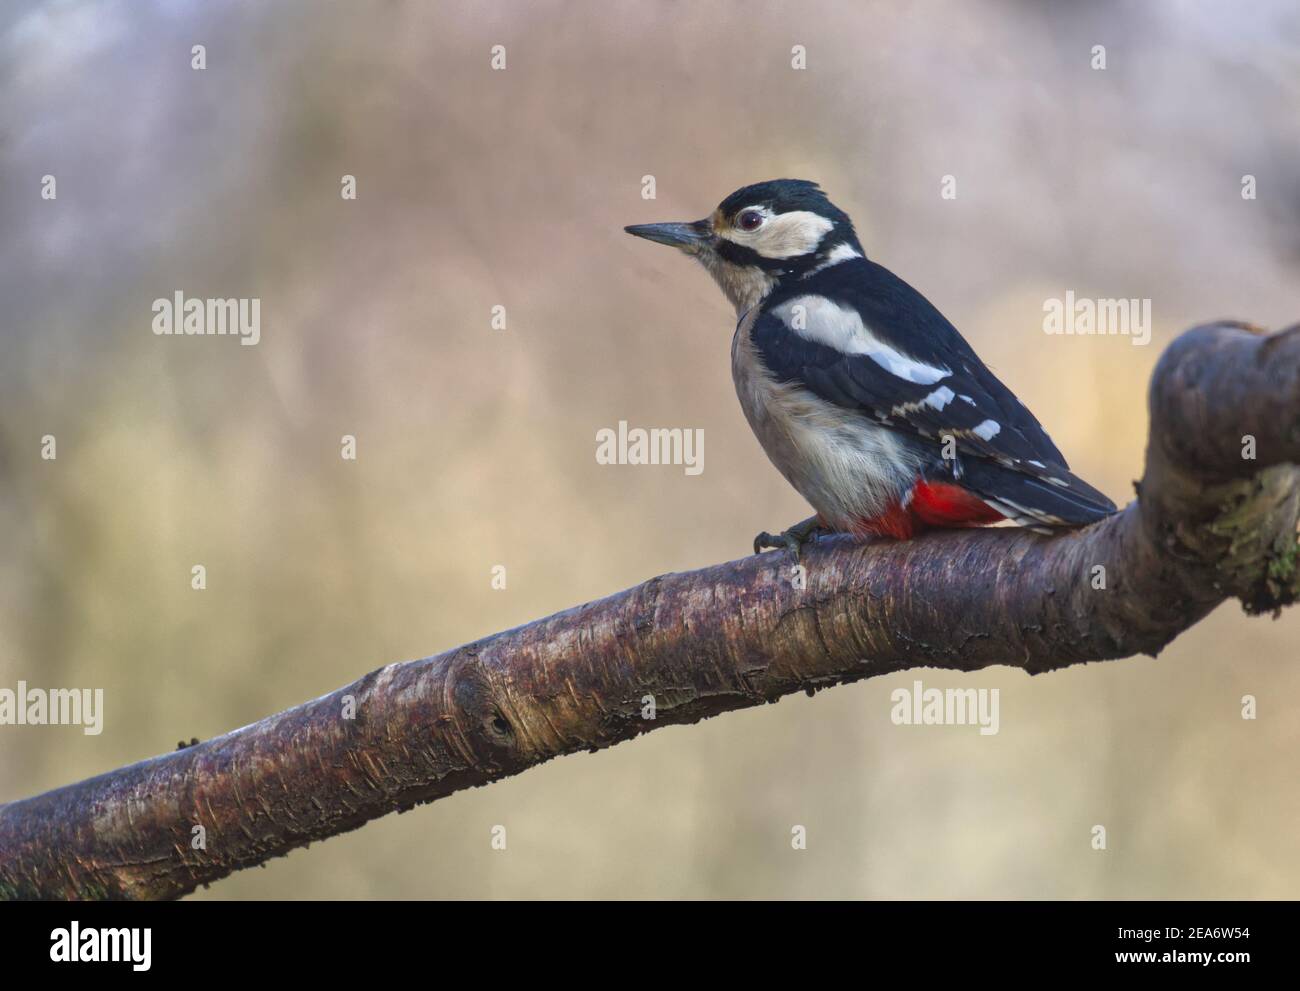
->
[[1, 0, 1297, 898]]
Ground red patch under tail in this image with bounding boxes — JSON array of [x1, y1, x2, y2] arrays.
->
[[853, 480, 1004, 540]]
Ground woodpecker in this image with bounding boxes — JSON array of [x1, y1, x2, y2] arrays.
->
[[625, 179, 1116, 556]]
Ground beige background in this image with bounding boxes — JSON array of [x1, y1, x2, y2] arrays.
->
[[1, 0, 1297, 898]]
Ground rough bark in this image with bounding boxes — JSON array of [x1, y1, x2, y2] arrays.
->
[[1, 321, 1297, 900]]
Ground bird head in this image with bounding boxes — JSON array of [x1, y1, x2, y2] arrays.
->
[[625, 179, 863, 314]]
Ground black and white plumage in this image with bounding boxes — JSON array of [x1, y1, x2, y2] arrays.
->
[[626, 179, 1116, 543]]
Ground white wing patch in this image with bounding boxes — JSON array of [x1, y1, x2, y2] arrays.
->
[[973, 419, 1001, 440], [923, 386, 955, 410], [773, 295, 951, 385], [890, 384, 956, 419]]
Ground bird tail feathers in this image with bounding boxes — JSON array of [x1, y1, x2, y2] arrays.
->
[[961, 458, 1116, 531]]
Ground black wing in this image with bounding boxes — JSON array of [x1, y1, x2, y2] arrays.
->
[[752, 260, 1116, 526]]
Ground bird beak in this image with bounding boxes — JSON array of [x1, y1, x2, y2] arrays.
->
[[624, 219, 713, 252]]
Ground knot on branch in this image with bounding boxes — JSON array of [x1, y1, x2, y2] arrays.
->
[[1143, 322, 1300, 616]]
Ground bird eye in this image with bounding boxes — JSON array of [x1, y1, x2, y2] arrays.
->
[[737, 209, 764, 232]]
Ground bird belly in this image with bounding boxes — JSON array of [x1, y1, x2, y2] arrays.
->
[[732, 321, 923, 532]]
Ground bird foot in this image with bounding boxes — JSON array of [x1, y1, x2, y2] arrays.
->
[[753, 516, 830, 560]]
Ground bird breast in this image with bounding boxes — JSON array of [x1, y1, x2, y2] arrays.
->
[[730, 310, 923, 531]]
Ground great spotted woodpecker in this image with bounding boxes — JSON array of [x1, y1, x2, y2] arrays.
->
[[626, 179, 1116, 556]]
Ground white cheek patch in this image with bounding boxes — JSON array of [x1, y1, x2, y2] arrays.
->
[[773, 295, 952, 385], [720, 209, 835, 259], [752, 210, 835, 258]]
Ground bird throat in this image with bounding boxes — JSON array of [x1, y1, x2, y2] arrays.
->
[[699, 255, 779, 316]]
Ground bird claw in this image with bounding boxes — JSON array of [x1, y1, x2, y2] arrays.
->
[[752, 530, 790, 556], [752, 517, 829, 560]]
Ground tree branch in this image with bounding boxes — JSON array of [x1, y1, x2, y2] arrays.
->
[[1, 321, 1297, 900]]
